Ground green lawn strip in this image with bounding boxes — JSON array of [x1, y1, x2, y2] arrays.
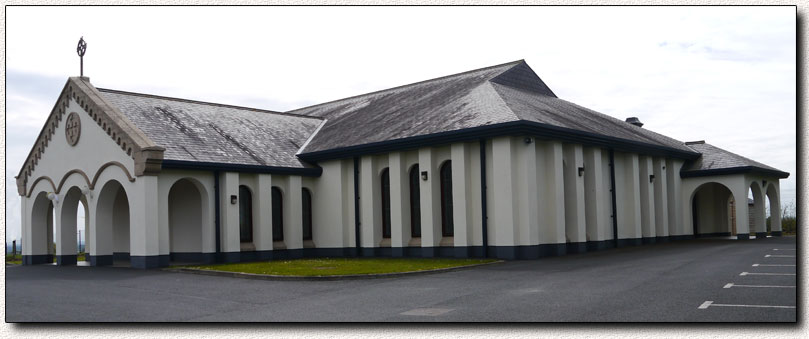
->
[[6, 254, 22, 265], [185, 258, 498, 276]]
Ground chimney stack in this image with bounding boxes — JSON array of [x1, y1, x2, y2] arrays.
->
[[625, 117, 643, 128]]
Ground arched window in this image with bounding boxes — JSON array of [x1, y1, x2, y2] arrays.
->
[[272, 187, 284, 241], [302, 188, 313, 241], [440, 161, 454, 237], [381, 168, 391, 238], [409, 164, 421, 237], [239, 185, 253, 243]]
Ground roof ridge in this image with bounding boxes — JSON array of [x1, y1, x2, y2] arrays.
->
[[286, 59, 526, 114], [96, 87, 324, 121]]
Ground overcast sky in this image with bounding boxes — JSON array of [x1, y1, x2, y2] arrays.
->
[[4, 6, 796, 243]]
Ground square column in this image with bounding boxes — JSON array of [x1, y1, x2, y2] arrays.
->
[[389, 152, 410, 256], [563, 144, 586, 252], [653, 158, 669, 238], [451, 143, 471, 257], [360, 156, 381, 252], [769, 183, 782, 234], [254, 174, 273, 252], [638, 156, 656, 242], [583, 147, 610, 247], [615, 152, 642, 244], [285, 176, 304, 252], [516, 138, 539, 248], [538, 141, 566, 253], [732, 187, 751, 239], [419, 147, 441, 255], [219, 172, 241, 262], [129, 175, 163, 268], [54, 202, 77, 265], [666, 160, 684, 236], [491, 137, 518, 259]]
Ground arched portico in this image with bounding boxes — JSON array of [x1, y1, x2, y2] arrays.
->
[[689, 182, 735, 238], [56, 186, 85, 265], [167, 178, 207, 263], [765, 183, 782, 235], [92, 179, 131, 266], [24, 192, 55, 265]]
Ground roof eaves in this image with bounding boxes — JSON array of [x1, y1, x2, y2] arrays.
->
[[680, 166, 790, 179]]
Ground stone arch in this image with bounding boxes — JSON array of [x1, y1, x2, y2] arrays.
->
[[94, 179, 131, 266], [168, 178, 205, 262], [749, 181, 766, 237], [26, 191, 54, 265], [765, 183, 781, 234], [689, 182, 734, 237]]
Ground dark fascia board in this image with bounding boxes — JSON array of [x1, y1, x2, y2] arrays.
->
[[161, 160, 323, 177], [297, 120, 701, 162], [680, 166, 790, 179]]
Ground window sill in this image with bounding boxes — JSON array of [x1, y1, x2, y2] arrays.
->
[[240, 242, 256, 252], [408, 237, 421, 247], [303, 239, 315, 249], [439, 236, 454, 247], [273, 241, 286, 250], [379, 238, 391, 247]]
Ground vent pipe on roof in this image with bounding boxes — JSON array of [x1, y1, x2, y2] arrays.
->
[[625, 117, 644, 128]]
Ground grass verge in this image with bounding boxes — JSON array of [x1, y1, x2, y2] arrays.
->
[[184, 257, 498, 276]]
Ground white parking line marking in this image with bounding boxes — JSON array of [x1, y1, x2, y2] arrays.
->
[[723, 283, 794, 289], [400, 308, 454, 316], [773, 249, 796, 251], [765, 255, 795, 258], [698, 301, 795, 309], [740, 272, 795, 276], [753, 264, 795, 267]]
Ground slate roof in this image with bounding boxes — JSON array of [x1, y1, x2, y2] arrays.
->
[[291, 60, 695, 155], [99, 89, 323, 168], [681, 141, 788, 178]]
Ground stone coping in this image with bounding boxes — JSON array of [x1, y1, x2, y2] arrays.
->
[[162, 260, 503, 281]]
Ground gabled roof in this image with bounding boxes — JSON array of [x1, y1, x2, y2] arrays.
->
[[681, 141, 789, 178], [291, 60, 697, 159], [98, 89, 324, 170]]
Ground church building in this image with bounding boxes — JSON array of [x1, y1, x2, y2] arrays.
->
[[16, 60, 789, 268]]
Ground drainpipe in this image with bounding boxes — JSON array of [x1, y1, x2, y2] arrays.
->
[[214, 170, 221, 262], [353, 157, 361, 256], [480, 139, 489, 258], [608, 149, 618, 247]]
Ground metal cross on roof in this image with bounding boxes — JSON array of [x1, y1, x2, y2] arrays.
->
[[77, 37, 87, 77]]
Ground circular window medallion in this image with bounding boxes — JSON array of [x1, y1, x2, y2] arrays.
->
[[65, 112, 81, 146]]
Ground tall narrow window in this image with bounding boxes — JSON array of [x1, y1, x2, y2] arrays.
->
[[440, 161, 454, 237], [272, 187, 284, 241], [381, 168, 391, 238], [239, 185, 253, 243], [302, 188, 313, 241], [409, 165, 421, 237]]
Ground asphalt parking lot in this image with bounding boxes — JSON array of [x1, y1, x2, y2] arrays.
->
[[5, 236, 797, 322]]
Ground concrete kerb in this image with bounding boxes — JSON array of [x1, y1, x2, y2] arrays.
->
[[162, 260, 504, 281]]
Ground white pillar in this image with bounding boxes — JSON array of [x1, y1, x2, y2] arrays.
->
[[639, 156, 656, 240], [615, 153, 642, 243], [584, 147, 609, 245], [451, 143, 470, 255], [538, 141, 566, 251], [563, 144, 586, 250], [130, 175, 161, 267], [284, 176, 304, 251], [219, 172, 240, 260], [419, 147, 441, 254], [769, 183, 782, 233], [491, 137, 517, 259], [666, 159, 683, 236], [733, 187, 751, 239], [254, 174, 273, 252], [653, 157, 669, 237], [360, 156, 380, 251], [389, 152, 410, 255], [517, 138, 539, 247]]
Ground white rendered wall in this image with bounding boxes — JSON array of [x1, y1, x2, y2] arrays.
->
[[583, 147, 611, 242], [536, 140, 566, 245], [614, 152, 642, 240], [653, 157, 669, 237]]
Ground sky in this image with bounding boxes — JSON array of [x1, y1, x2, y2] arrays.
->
[[3, 6, 797, 244]]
